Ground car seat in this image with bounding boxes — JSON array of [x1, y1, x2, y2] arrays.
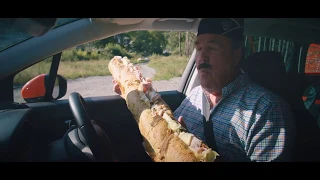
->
[[240, 51, 320, 162]]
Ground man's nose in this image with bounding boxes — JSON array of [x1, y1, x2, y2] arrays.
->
[[196, 50, 209, 63]]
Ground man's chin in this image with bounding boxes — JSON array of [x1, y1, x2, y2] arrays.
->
[[199, 71, 212, 82], [200, 85, 215, 93], [199, 72, 211, 82], [200, 80, 214, 90]]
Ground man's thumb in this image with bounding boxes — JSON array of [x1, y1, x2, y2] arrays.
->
[[178, 116, 187, 130]]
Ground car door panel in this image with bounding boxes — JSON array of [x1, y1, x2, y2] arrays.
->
[[26, 101, 74, 144], [25, 90, 185, 161]]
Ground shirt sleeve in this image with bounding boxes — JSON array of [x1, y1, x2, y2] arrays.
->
[[173, 86, 200, 120], [245, 100, 296, 162]]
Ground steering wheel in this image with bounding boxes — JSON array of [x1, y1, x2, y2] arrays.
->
[[68, 92, 114, 162]]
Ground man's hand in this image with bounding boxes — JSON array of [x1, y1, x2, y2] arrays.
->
[[178, 116, 188, 131], [112, 77, 153, 95], [142, 78, 152, 93], [112, 79, 122, 95]]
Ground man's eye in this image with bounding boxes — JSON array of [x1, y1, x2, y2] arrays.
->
[[208, 46, 219, 50]]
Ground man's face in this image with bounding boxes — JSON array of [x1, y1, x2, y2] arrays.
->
[[195, 33, 241, 93]]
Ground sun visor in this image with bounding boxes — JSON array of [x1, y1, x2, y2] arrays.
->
[[152, 18, 198, 31], [106, 18, 146, 25], [12, 18, 57, 37]]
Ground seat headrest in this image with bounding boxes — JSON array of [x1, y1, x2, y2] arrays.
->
[[241, 51, 287, 77], [240, 51, 289, 96]]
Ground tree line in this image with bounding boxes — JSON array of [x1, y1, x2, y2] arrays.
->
[[78, 31, 197, 57]]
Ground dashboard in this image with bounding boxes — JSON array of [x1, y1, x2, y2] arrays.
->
[[0, 108, 35, 161]]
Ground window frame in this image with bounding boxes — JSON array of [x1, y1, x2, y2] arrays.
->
[[0, 18, 82, 53]]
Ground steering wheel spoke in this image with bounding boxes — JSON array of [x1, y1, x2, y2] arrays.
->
[[68, 92, 114, 162]]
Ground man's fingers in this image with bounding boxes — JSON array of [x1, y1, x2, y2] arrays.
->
[[178, 116, 185, 126], [112, 78, 122, 95], [178, 116, 188, 130], [143, 83, 152, 93], [113, 83, 121, 95], [145, 77, 152, 83], [142, 77, 153, 93]]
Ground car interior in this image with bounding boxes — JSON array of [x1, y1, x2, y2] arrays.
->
[[1, 18, 320, 162]]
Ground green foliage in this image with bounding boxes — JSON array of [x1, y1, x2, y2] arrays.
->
[[165, 31, 185, 51], [163, 31, 196, 57], [115, 34, 132, 49], [60, 30, 195, 61], [129, 31, 167, 56], [14, 60, 52, 86], [148, 54, 189, 81], [14, 30, 195, 86], [14, 31, 198, 86], [91, 36, 118, 49], [61, 48, 100, 61], [61, 43, 134, 62], [104, 43, 133, 59]]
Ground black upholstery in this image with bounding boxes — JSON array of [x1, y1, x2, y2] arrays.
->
[[241, 51, 293, 102], [26, 125, 90, 162], [241, 51, 320, 162]]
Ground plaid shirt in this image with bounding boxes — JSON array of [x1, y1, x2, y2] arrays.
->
[[174, 73, 295, 162]]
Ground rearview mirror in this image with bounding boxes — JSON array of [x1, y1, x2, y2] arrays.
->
[[21, 74, 67, 103]]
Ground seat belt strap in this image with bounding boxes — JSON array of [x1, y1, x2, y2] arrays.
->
[[203, 115, 218, 151]]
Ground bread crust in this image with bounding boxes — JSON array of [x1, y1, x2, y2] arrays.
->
[[108, 56, 217, 162]]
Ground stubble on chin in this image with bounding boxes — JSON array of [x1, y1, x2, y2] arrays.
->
[[199, 73, 214, 91], [199, 71, 223, 94]]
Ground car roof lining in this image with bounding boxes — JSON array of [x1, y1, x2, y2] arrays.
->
[[244, 18, 320, 43], [1, 18, 320, 80]]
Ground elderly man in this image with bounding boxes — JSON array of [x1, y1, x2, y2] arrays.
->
[[113, 18, 296, 162]]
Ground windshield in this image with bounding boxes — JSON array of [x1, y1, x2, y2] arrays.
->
[[0, 18, 81, 52]]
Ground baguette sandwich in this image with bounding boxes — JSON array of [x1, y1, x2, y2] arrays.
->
[[108, 56, 219, 162]]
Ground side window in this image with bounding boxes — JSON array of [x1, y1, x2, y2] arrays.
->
[[57, 31, 196, 100], [13, 57, 53, 103], [244, 36, 296, 72]]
